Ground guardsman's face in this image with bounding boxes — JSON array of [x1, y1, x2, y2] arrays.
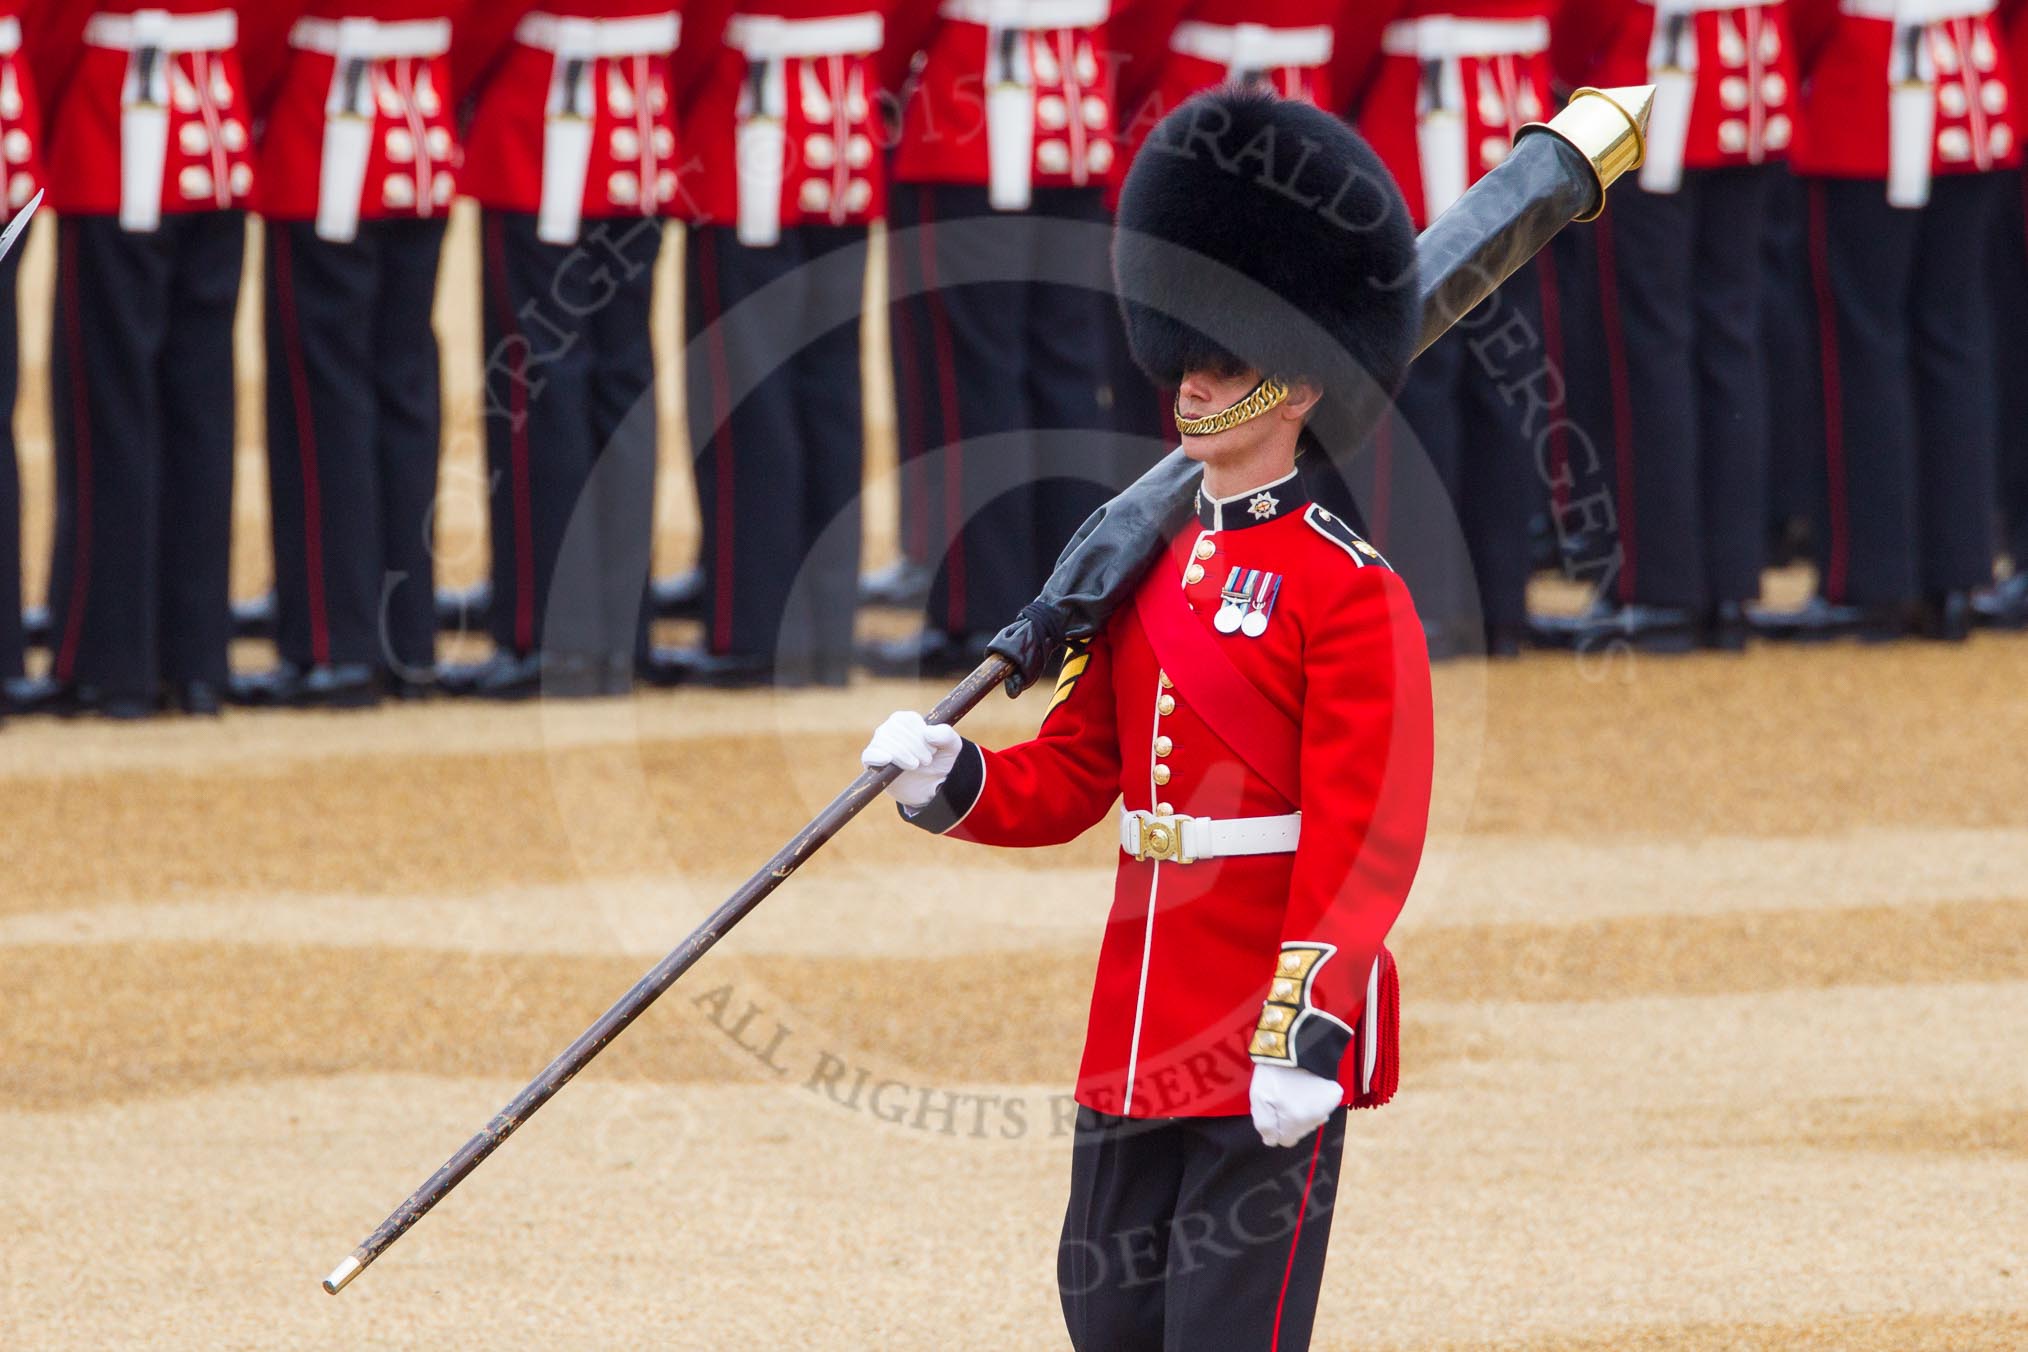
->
[[1175, 363, 1273, 461]]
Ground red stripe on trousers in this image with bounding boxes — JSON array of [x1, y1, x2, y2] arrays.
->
[[917, 185, 967, 631], [1270, 1124, 1327, 1352], [697, 229, 739, 654], [485, 214, 537, 652], [1537, 248, 1573, 519], [274, 229, 333, 665], [55, 228, 93, 683], [1592, 210, 1638, 603], [1806, 183, 1850, 602]]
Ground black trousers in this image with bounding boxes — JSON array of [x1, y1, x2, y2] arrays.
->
[[480, 211, 662, 663], [887, 182, 1120, 639], [686, 224, 865, 669], [1760, 166, 1818, 557], [266, 218, 447, 675], [47, 212, 243, 699], [1990, 170, 2028, 566], [0, 242, 21, 679], [1584, 167, 1775, 609], [1373, 264, 1545, 635], [1804, 174, 2002, 604], [1059, 1107, 1346, 1352]]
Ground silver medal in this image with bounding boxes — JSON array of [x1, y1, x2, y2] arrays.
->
[[1241, 574, 1282, 639], [1214, 567, 1249, 634]]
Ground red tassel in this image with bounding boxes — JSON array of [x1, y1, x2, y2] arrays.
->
[[1351, 947, 1401, 1111]]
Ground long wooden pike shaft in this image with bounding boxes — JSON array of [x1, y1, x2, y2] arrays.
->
[[323, 656, 1014, 1295]]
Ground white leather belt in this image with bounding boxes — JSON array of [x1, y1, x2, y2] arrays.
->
[[1170, 22, 1333, 70], [726, 12, 883, 59], [0, 17, 20, 56], [1839, 0, 1992, 21], [1382, 16, 1549, 60], [86, 8, 238, 53], [939, 0, 1109, 31], [1120, 810, 1300, 865], [516, 11, 680, 58], [290, 16, 452, 60]]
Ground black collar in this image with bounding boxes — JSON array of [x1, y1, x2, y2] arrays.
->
[[1194, 469, 1308, 532]]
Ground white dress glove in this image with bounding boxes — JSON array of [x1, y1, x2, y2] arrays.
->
[[861, 711, 964, 808], [1250, 1063, 1344, 1148]]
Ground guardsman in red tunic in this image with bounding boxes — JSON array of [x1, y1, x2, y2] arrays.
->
[[1336, 1, 1557, 658], [229, 2, 468, 709], [655, 0, 891, 687], [1103, 1, 1350, 452], [0, 0, 42, 711], [27, 1, 270, 718], [1551, 0, 1798, 651], [866, 0, 1124, 678], [443, 0, 683, 699], [864, 90, 1431, 1352], [1755, 0, 2020, 639]]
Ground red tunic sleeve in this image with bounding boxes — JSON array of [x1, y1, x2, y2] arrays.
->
[[901, 630, 1126, 848]]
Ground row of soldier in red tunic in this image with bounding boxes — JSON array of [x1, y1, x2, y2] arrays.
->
[[0, 0, 2022, 717]]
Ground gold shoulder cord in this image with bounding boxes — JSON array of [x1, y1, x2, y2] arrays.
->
[[1175, 376, 1290, 438]]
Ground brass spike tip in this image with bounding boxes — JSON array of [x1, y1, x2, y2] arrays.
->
[[1514, 83, 1657, 221], [323, 1255, 364, 1295]]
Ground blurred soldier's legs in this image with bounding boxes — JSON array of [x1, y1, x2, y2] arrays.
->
[[1799, 174, 2001, 638], [1691, 169, 1775, 610], [1983, 168, 2028, 624], [472, 211, 662, 695], [259, 218, 448, 701], [0, 241, 20, 688], [1058, 1107, 1346, 1352], [46, 213, 242, 716], [1026, 186, 1117, 556], [881, 182, 940, 597], [683, 223, 867, 685], [1760, 166, 1818, 566]]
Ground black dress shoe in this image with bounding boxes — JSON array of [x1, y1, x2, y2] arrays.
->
[[385, 670, 438, 702], [1918, 590, 1973, 642], [173, 681, 225, 716], [1701, 601, 1750, 653], [650, 569, 704, 620], [436, 582, 493, 634], [1972, 573, 2028, 629], [229, 662, 380, 709], [4, 675, 59, 715], [1484, 623, 1527, 659], [1566, 602, 1699, 654], [231, 592, 277, 641], [641, 647, 783, 689], [7, 680, 155, 719], [857, 629, 995, 679], [438, 650, 544, 700], [1749, 595, 1910, 643], [858, 559, 934, 609]]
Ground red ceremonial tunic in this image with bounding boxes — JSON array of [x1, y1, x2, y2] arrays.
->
[[0, 0, 46, 221], [457, 0, 684, 242], [902, 474, 1435, 1119], [36, 0, 260, 222], [245, 2, 466, 234], [881, 0, 1117, 203], [679, 0, 892, 240], [1787, 0, 2019, 201], [1340, 0, 1557, 229], [1107, 0, 1349, 205], [1552, 0, 1798, 192]]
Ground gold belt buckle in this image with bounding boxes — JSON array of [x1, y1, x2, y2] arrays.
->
[[1135, 813, 1192, 864]]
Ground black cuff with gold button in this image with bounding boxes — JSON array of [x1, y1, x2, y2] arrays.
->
[[1248, 943, 1352, 1081]]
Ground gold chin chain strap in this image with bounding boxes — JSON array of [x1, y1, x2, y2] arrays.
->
[[1174, 376, 1290, 438]]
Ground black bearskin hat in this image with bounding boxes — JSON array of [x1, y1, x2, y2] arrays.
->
[[1114, 87, 1419, 419]]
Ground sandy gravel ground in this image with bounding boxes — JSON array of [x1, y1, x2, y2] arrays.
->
[[5, 639, 2028, 1351]]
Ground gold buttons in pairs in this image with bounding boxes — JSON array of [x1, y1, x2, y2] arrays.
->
[[1184, 564, 1205, 585], [1160, 672, 1173, 689], [1157, 694, 1176, 717], [1194, 538, 1216, 560], [1154, 736, 1172, 756], [1153, 766, 1172, 786]]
